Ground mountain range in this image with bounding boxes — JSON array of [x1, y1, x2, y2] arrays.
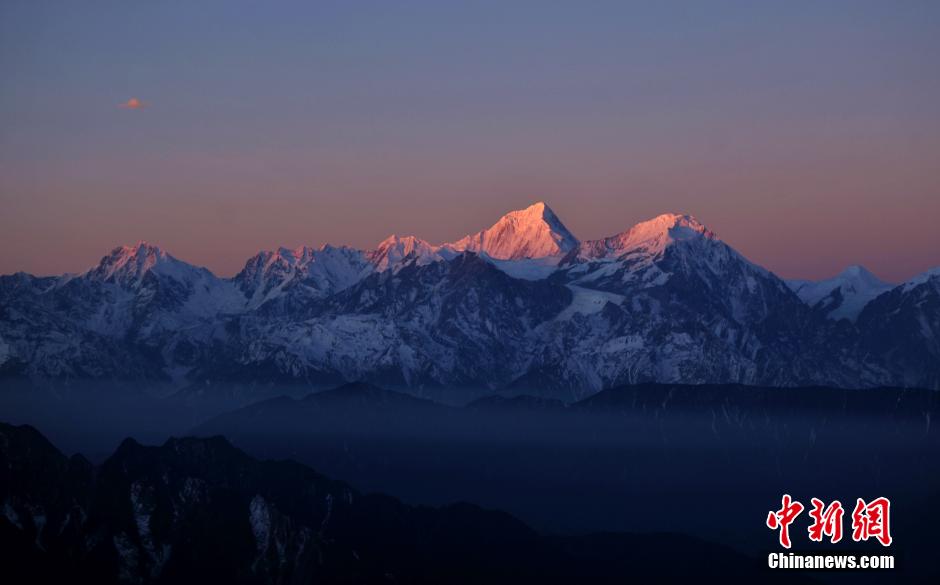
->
[[1, 202, 938, 400]]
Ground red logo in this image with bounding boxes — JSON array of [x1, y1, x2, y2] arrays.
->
[[808, 498, 844, 544], [766, 494, 804, 549], [767, 495, 892, 548], [851, 497, 892, 547]]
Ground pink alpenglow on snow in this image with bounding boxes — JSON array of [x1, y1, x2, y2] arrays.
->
[[445, 202, 579, 260], [574, 213, 716, 262]]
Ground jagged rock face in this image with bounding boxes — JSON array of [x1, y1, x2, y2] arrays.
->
[[857, 269, 940, 390], [0, 243, 240, 385], [367, 235, 449, 271], [521, 229, 850, 398], [1, 205, 938, 399], [234, 244, 373, 308], [0, 273, 168, 381], [228, 254, 573, 391]]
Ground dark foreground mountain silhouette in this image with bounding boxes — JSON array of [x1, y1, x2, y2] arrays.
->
[[0, 421, 814, 585]]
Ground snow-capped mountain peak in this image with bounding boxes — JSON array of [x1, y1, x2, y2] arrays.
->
[[368, 234, 449, 271], [787, 264, 894, 321], [573, 213, 716, 262], [836, 265, 892, 290], [235, 243, 372, 306], [621, 212, 715, 246], [84, 241, 206, 287], [446, 201, 579, 260]]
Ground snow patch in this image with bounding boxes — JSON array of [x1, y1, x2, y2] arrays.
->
[[486, 255, 564, 280], [249, 495, 272, 555], [902, 266, 940, 292], [556, 286, 625, 320]]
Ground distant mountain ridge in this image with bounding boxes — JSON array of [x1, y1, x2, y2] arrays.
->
[[1, 202, 938, 399], [787, 265, 895, 322], [195, 381, 940, 438]]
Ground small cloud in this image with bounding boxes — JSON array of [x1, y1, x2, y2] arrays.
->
[[119, 97, 147, 110]]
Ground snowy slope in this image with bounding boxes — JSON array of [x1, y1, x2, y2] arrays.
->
[[856, 267, 940, 389], [901, 266, 940, 291], [559, 213, 772, 298], [445, 201, 579, 260], [86, 242, 205, 287], [570, 213, 716, 264], [367, 235, 453, 272], [364, 202, 579, 277], [518, 213, 847, 398], [0, 243, 243, 384], [787, 265, 894, 321], [235, 245, 372, 308]]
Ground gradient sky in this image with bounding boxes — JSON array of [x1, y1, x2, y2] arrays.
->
[[1, 0, 939, 282]]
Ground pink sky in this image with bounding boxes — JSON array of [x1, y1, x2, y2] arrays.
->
[[2, 1, 938, 282]]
